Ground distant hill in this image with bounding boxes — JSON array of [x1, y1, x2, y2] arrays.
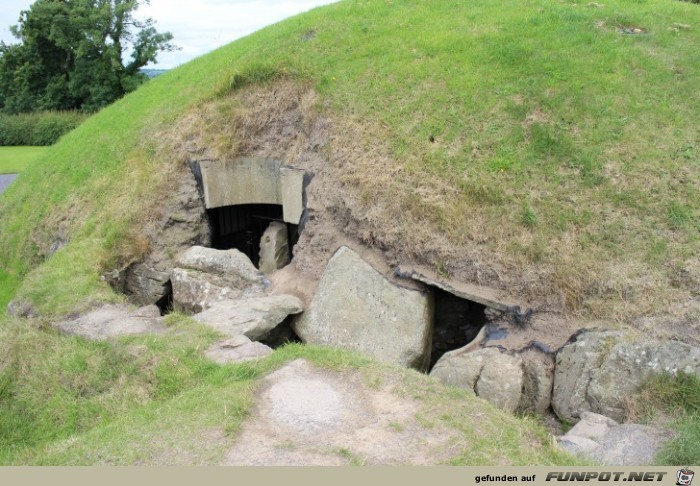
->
[[140, 68, 169, 79]]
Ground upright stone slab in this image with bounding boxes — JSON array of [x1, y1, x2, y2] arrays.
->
[[552, 331, 623, 422], [292, 246, 433, 369], [193, 295, 303, 340], [258, 221, 290, 273]]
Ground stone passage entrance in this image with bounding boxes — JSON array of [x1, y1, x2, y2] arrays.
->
[[208, 204, 299, 267], [430, 289, 486, 368], [198, 157, 307, 271]]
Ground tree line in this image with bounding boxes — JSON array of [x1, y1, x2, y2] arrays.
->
[[0, 0, 176, 114]]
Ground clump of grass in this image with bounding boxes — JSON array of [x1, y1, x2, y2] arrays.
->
[[0, 317, 220, 463], [630, 372, 700, 465]]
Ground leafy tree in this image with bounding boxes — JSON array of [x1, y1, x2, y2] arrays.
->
[[0, 0, 176, 113]]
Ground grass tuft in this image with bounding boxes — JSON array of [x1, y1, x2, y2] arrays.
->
[[630, 372, 700, 465]]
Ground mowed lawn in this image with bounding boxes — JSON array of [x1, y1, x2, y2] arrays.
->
[[0, 146, 47, 174]]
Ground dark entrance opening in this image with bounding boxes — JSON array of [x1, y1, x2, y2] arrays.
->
[[155, 281, 173, 316], [260, 315, 303, 349], [207, 204, 299, 267], [430, 288, 487, 368]]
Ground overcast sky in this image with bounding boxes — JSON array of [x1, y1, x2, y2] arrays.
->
[[0, 0, 337, 69]]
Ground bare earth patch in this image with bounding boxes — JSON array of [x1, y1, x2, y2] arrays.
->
[[224, 359, 459, 465]]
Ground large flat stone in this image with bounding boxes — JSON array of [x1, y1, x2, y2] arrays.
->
[[204, 336, 273, 364], [171, 246, 267, 314], [292, 246, 433, 369], [54, 304, 167, 340], [175, 246, 265, 286], [557, 412, 675, 466], [193, 295, 303, 340]]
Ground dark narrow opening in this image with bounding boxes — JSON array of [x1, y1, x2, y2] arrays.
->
[[430, 288, 487, 368], [155, 280, 173, 316], [207, 204, 299, 267], [260, 315, 303, 348]]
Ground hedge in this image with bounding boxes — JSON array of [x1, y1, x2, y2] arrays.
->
[[0, 111, 87, 146]]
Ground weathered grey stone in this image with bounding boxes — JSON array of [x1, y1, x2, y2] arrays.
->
[[171, 246, 267, 314], [171, 268, 258, 314], [292, 246, 433, 369], [101, 169, 211, 307], [552, 331, 623, 422], [204, 336, 273, 364], [123, 263, 171, 307], [193, 295, 303, 340], [430, 347, 496, 394], [557, 436, 601, 455], [53, 304, 167, 340], [566, 411, 618, 440], [588, 339, 700, 422], [519, 351, 555, 414], [558, 412, 675, 466], [553, 330, 700, 422], [475, 351, 524, 413], [258, 221, 290, 273], [430, 347, 524, 413], [175, 246, 265, 287]]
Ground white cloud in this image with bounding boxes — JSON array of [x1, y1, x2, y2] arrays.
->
[[1, 0, 336, 68]]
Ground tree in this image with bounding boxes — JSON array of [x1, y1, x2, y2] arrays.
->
[[0, 0, 176, 113]]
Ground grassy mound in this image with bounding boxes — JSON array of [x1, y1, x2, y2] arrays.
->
[[1, 0, 699, 319], [1, 0, 698, 465]]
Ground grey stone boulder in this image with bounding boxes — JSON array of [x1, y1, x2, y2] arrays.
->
[[193, 295, 303, 340], [292, 246, 433, 369], [258, 221, 290, 274], [123, 263, 171, 307], [553, 330, 700, 422], [519, 350, 555, 414], [552, 331, 623, 421], [171, 268, 257, 314], [176, 246, 264, 286], [431, 347, 524, 413], [589, 339, 700, 422], [557, 412, 675, 466], [204, 335, 273, 364], [171, 246, 267, 313], [53, 304, 167, 340]]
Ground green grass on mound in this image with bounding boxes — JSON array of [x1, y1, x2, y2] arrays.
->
[[0, 315, 579, 465], [1, 0, 699, 318], [0, 147, 48, 174], [1, 0, 698, 464]]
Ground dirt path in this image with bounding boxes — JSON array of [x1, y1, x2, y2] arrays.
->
[[224, 359, 459, 465]]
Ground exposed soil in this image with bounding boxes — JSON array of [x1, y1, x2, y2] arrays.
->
[[126, 79, 697, 355]]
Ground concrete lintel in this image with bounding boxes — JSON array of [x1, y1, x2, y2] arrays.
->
[[199, 158, 305, 224], [280, 167, 305, 224], [395, 265, 529, 315]]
